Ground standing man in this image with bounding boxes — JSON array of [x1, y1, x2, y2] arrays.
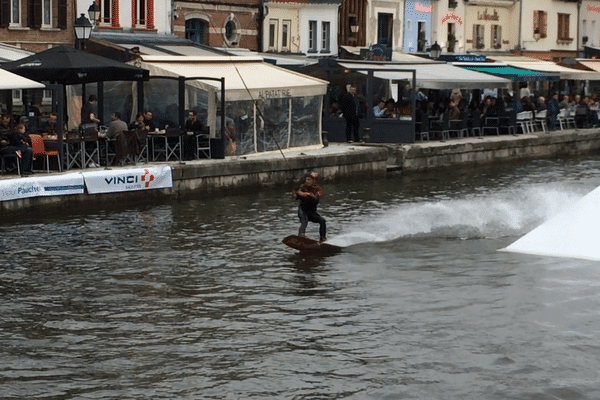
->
[[291, 172, 327, 242], [339, 84, 361, 142], [81, 95, 100, 125], [183, 110, 203, 160]]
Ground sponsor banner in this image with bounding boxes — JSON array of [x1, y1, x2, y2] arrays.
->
[[0, 173, 85, 202], [83, 166, 172, 194]]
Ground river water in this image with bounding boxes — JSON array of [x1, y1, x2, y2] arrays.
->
[[2, 156, 600, 399]]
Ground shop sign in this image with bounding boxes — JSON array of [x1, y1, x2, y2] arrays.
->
[[258, 89, 292, 99], [477, 8, 499, 21], [441, 13, 463, 25], [415, 3, 432, 13]]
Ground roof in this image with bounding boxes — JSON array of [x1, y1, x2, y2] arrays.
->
[[338, 60, 511, 89], [463, 66, 560, 82], [0, 43, 33, 63], [487, 56, 600, 80], [138, 55, 328, 101]]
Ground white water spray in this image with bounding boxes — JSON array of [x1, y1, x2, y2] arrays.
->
[[327, 184, 587, 248]]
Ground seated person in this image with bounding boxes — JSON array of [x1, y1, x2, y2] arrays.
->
[[38, 112, 59, 140], [0, 123, 34, 175], [104, 112, 128, 139], [373, 100, 390, 118], [0, 113, 12, 136], [129, 113, 145, 131], [143, 110, 156, 132]]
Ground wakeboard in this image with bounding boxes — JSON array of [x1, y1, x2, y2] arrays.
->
[[282, 235, 343, 254]]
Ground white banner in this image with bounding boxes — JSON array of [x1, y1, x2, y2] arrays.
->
[[83, 166, 172, 194], [0, 173, 85, 202]]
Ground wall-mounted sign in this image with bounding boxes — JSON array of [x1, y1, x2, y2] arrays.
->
[[415, 3, 432, 13], [477, 8, 499, 21], [441, 13, 463, 25], [587, 4, 600, 13], [438, 54, 487, 62]]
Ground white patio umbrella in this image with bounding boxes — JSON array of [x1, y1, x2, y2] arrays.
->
[[0, 68, 45, 90]]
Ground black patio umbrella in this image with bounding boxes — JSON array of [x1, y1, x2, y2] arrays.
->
[[1, 45, 148, 84]]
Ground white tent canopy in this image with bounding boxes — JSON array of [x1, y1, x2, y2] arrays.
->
[[137, 55, 328, 102], [338, 61, 512, 90], [0, 68, 45, 90], [488, 56, 600, 80]]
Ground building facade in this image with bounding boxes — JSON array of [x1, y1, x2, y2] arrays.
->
[[0, 0, 74, 52], [403, 0, 432, 53], [174, 0, 261, 50]]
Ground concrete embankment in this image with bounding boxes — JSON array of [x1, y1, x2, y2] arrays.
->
[[2, 129, 600, 214], [386, 128, 600, 172]]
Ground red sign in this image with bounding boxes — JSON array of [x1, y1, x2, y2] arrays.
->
[[441, 13, 463, 25]]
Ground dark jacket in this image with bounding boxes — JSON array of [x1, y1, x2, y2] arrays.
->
[[296, 183, 322, 213], [339, 92, 360, 120]]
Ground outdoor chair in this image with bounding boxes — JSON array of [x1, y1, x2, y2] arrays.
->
[[82, 127, 101, 168], [557, 108, 575, 130], [29, 134, 61, 173], [575, 106, 588, 128], [196, 131, 211, 158], [415, 113, 430, 142], [65, 131, 84, 169], [430, 111, 450, 141], [534, 110, 548, 133], [135, 129, 149, 163], [470, 111, 482, 137], [0, 152, 20, 175], [449, 111, 469, 139], [165, 127, 183, 161], [483, 116, 500, 135], [114, 130, 139, 165], [499, 110, 516, 135]]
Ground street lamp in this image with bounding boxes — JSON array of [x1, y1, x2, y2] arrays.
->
[[429, 41, 442, 60], [88, 2, 100, 22], [74, 13, 93, 50], [350, 16, 359, 34]]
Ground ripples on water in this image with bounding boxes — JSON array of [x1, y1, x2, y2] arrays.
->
[[2, 157, 600, 399]]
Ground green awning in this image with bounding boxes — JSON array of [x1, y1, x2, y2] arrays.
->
[[463, 66, 560, 82]]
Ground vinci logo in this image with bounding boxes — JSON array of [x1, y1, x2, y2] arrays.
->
[[141, 169, 155, 188]]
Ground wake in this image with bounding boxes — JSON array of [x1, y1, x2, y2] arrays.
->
[[327, 185, 586, 247]]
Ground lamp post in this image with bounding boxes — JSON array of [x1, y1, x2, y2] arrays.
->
[[429, 41, 442, 60], [350, 17, 359, 34], [88, 2, 100, 22], [74, 13, 93, 51]]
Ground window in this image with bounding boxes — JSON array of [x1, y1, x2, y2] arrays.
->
[[223, 15, 240, 46], [282, 20, 290, 51], [12, 90, 22, 106], [492, 25, 502, 49], [269, 19, 278, 50], [308, 20, 317, 52], [42, 0, 51, 26], [558, 13, 570, 40], [42, 89, 52, 106], [185, 19, 207, 44], [135, 0, 145, 26], [533, 10, 547, 39], [377, 13, 393, 46], [473, 24, 484, 49], [321, 21, 330, 52], [592, 21, 597, 46], [11, 0, 20, 26], [100, 0, 111, 24]]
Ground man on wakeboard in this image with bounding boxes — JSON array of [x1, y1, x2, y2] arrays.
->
[[292, 172, 327, 242]]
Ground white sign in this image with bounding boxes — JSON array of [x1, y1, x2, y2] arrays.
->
[[83, 166, 172, 194], [0, 173, 85, 202]]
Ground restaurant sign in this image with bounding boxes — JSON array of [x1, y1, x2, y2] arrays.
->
[[0, 172, 84, 202], [83, 166, 172, 194]]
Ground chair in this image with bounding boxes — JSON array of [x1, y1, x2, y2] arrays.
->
[[64, 131, 84, 169], [196, 132, 211, 158], [82, 127, 100, 168], [557, 108, 575, 130], [483, 116, 500, 135], [165, 127, 183, 161], [534, 110, 548, 133], [114, 130, 139, 165], [29, 134, 61, 173], [415, 113, 430, 141], [575, 106, 588, 128], [499, 110, 516, 135], [449, 112, 469, 139], [135, 129, 149, 163], [430, 111, 450, 141], [470, 111, 483, 137], [516, 112, 530, 133], [0, 152, 21, 175]]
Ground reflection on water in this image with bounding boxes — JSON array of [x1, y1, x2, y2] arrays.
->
[[2, 157, 600, 399]]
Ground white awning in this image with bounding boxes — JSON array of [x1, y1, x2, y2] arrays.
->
[[0, 43, 33, 63], [338, 61, 511, 90], [138, 55, 328, 101], [488, 56, 600, 80], [0, 68, 45, 90]]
